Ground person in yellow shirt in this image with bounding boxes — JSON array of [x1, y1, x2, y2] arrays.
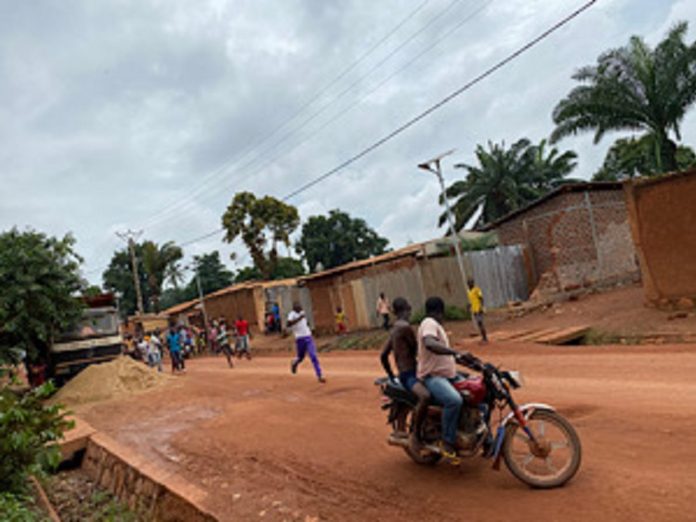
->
[[335, 306, 348, 335], [467, 278, 488, 343]]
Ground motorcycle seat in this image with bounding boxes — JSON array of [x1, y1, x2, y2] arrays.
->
[[384, 379, 419, 405]]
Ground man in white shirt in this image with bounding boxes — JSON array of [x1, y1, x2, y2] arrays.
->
[[287, 302, 325, 383], [417, 296, 480, 460]]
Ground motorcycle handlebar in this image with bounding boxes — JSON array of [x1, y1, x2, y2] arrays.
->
[[455, 353, 485, 372]]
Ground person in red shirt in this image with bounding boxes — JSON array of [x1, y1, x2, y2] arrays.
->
[[235, 315, 252, 360]]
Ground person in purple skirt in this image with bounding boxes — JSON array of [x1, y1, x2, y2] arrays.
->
[[287, 302, 326, 383]]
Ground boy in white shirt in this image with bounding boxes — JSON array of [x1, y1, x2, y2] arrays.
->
[[287, 302, 325, 383]]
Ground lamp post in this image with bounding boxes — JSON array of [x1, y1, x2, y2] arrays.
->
[[418, 150, 469, 291]]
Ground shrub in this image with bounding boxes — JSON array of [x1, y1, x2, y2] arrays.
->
[[0, 382, 73, 493], [410, 305, 470, 325], [0, 492, 44, 522]]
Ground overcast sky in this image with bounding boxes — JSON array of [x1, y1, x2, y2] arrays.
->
[[2, 0, 695, 285]]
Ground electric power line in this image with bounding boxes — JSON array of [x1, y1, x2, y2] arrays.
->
[[132, 0, 436, 232], [199, 0, 492, 200], [84, 0, 598, 276], [281, 0, 597, 200], [139, 0, 482, 235], [167, 0, 597, 251]]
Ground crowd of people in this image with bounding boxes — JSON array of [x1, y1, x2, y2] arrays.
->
[[123, 281, 489, 417], [125, 314, 255, 374]]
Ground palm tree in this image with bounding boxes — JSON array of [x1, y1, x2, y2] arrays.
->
[[527, 139, 579, 189], [593, 135, 696, 181], [164, 261, 185, 289], [141, 241, 183, 312], [441, 138, 577, 230], [551, 21, 696, 173]]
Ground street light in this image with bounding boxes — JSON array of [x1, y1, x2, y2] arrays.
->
[[418, 149, 470, 291]]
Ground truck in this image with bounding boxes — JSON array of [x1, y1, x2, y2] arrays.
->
[[48, 293, 124, 384]]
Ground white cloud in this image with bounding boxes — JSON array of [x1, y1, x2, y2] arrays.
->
[[0, 0, 692, 285]]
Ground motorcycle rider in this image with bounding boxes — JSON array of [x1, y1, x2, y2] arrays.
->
[[380, 297, 431, 442], [417, 296, 479, 460]]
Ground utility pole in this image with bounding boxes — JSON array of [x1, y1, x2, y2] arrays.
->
[[116, 229, 145, 315], [193, 263, 209, 331], [418, 150, 470, 291]]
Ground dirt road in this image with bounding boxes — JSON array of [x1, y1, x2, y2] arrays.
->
[[79, 344, 696, 521]]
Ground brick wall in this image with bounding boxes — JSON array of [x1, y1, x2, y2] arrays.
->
[[83, 432, 217, 521], [495, 188, 639, 294]]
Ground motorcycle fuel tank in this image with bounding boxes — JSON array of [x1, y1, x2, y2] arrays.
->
[[454, 376, 487, 404]]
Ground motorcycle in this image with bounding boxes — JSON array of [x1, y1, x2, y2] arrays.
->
[[375, 355, 582, 488]]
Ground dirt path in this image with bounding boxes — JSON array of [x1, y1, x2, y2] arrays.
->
[[78, 344, 696, 521]]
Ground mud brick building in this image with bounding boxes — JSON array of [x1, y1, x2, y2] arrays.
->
[[624, 169, 696, 309], [481, 182, 640, 296]]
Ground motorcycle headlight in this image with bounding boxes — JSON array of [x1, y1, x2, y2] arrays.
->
[[507, 370, 524, 388]]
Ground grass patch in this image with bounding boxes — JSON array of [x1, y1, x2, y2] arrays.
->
[[410, 305, 470, 325], [319, 331, 389, 352], [44, 470, 138, 522]]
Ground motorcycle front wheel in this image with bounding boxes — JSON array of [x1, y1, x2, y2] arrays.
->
[[502, 410, 581, 488]]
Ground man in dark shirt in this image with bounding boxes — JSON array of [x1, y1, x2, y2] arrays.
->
[[380, 297, 417, 388], [380, 297, 430, 442]]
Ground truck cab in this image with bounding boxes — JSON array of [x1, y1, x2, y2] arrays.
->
[[49, 294, 124, 383]]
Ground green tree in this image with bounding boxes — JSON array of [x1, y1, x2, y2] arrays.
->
[[82, 284, 104, 298], [442, 138, 577, 230], [159, 286, 194, 311], [188, 251, 233, 295], [593, 135, 696, 181], [234, 256, 305, 283], [551, 21, 696, 173], [0, 229, 84, 366], [221, 192, 300, 279], [141, 241, 183, 312], [102, 246, 151, 317], [296, 209, 389, 271]]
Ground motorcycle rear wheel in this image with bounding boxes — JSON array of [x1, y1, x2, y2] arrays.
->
[[394, 408, 442, 466], [502, 410, 581, 488]]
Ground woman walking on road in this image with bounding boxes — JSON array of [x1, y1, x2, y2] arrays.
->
[[287, 302, 326, 383]]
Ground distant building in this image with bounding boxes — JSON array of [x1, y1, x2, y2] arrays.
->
[[479, 182, 640, 297]]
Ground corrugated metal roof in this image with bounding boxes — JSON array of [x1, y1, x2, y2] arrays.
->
[[628, 168, 695, 188], [162, 298, 199, 315], [478, 181, 623, 231], [299, 242, 426, 282]]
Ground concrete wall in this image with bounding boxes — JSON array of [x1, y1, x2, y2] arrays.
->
[[496, 189, 639, 294], [625, 170, 696, 308]]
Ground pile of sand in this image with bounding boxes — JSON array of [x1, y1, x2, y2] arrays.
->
[[51, 356, 171, 406]]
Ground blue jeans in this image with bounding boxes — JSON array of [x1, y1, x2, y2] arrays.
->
[[423, 375, 463, 445], [399, 370, 418, 391]]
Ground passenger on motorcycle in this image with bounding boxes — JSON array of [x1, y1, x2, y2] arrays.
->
[[417, 296, 478, 460], [379, 297, 418, 388], [380, 297, 431, 444]]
